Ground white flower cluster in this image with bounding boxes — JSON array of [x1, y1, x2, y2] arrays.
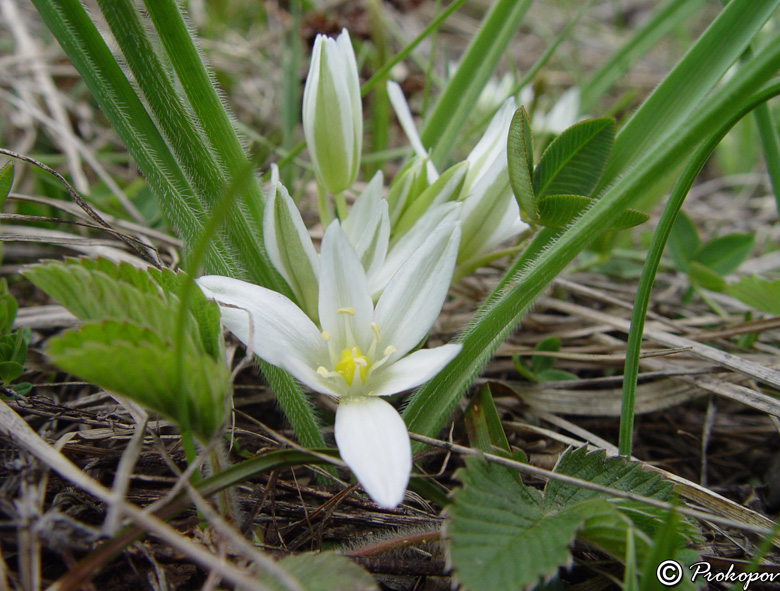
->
[[198, 29, 531, 508]]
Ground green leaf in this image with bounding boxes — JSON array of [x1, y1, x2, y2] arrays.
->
[[47, 321, 231, 442], [147, 267, 224, 361], [532, 337, 561, 375], [536, 369, 579, 382], [598, 0, 780, 191], [23, 259, 205, 357], [507, 106, 537, 222], [261, 553, 379, 591], [580, 0, 709, 112], [545, 448, 673, 512], [693, 233, 754, 275], [537, 195, 649, 230], [0, 162, 13, 208], [726, 275, 780, 314], [0, 361, 23, 384], [668, 211, 700, 271], [638, 511, 704, 591], [0, 278, 19, 335], [687, 261, 727, 292], [0, 328, 30, 383], [533, 118, 616, 200], [447, 457, 590, 591]]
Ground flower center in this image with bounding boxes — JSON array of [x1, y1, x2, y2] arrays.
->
[[334, 347, 370, 387]]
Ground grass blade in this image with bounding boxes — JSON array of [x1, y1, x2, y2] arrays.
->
[[579, 0, 708, 112], [30, 0, 237, 277], [599, 0, 780, 190], [404, 34, 780, 448], [420, 0, 533, 167]]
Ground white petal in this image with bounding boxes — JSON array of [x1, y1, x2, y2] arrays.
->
[[318, 222, 374, 351], [342, 171, 384, 244], [372, 202, 461, 294], [545, 87, 580, 134], [374, 219, 460, 357], [368, 344, 462, 396], [197, 276, 335, 395], [387, 81, 438, 181], [466, 97, 516, 190], [302, 36, 323, 174], [263, 182, 320, 319], [335, 396, 411, 508], [358, 202, 390, 285]]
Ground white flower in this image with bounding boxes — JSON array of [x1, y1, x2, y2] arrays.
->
[[198, 220, 462, 508], [457, 98, 529, 265], [303, 29, 362, 194]]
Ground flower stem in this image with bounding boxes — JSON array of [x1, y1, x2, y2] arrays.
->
[[317, 182, 333, 228], [334, 190, 349, 221]]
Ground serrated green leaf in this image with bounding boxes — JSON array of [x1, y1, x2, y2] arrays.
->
[[533, 118, 615, 200], [47, 320, 231, 442], [537, 195, 649, 230], [726, 275, 780, 314], [544, 448, 673, 512], [508, 106, 537, 222], [0, 162, 13, 208], [258, 552, 378, 591], [532, 337, 561, 375], [687, 261, 727, 292], [23, 258, 208, 358], [668, 211, 700, 271], [147, 267, 223, 361], [447, 457, 587, 591], [693, 233, 754, 276]]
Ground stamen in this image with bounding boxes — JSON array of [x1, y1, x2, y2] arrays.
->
[[316, 366, 330, 377], [321, 331, 331, 341], [383, 345, 396, 357], [370, 322, 381, 341], [334, 347, 370, 387], [336, 307, 355, 315]]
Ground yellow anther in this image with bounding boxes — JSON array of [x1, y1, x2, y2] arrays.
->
[[321, 331, 331, 341], [383, 345, 396, 357], [316, 366, 330, 377], [334, 347, 370, 387], [370, 322, 381, 341], [336, 307, 355, 315]]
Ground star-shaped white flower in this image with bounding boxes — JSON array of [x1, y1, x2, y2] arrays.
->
[[197, 219, 462, 508]]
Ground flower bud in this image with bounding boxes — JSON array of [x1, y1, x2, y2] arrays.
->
[[303, 29, 362, 194]]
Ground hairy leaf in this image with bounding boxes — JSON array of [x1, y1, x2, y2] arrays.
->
[[533, 118, 615, 200], [537, 195, 649, 230], [545, 447, 673, 512], [447, 457, 590, 591], [507, 106, 537, 222]]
